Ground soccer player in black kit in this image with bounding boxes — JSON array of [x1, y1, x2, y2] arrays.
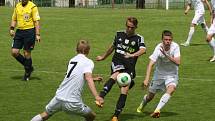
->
[[95, 17, 146, 121]]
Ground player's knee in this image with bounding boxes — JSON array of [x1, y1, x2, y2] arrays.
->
[[41, 112, 50, 120], [11, 50, 19, 57], [148, 97, 153, 101], [167, 85, 176, 95], [86, 116, 95, 121], [85, 112, 96, 121], [147, 92, 155, 101], [24, 51, 31, 58], [121, 86, 129, 94], [191, 23, 196, 27], [206, 36, 212, 42]]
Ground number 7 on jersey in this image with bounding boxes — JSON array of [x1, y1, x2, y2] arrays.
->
[[66, 61, 77, 78]]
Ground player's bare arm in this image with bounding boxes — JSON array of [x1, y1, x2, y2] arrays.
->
[[96, 44, 114, 61], [142, 60, 155, 88], [211, 10, 215, 24], [34, 20, 41, 42], [184, 3, 191, 15], [85, 72, 104, 105], [204, 0, 212, 15]]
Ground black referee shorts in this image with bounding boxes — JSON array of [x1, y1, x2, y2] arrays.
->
[[12, 28, 36, 51]]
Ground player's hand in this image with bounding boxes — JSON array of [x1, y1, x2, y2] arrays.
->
[[160, 46, 165, 55], [95, 96, 104, 108], [160, 45, 170, 56], [9, 30, 15, 37], [143, 79, 149, 88], [93, 76, 103, 83], [124, 52, 134, 58], [36, 35, 41, 43], [96, 55, 104, 61]]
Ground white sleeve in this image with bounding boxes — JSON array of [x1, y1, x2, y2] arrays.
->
[[139, 35, 146, 49], [174, 44, 180, 58], [149, 44, 160, 62], [83, 60, 94, 73]]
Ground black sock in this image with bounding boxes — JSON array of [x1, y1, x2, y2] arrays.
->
[[114, 94, 127, 117], [24, 58, 33, 72], [99, 78, 116, 98], [14, 54, 25, 66]]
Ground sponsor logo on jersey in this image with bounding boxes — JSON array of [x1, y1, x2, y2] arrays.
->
[[125, 39, 129, 44], [131, 41, 136, 46], [118, 38, 122, 41]]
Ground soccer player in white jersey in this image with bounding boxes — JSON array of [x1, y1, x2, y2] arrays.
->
[[30, 40, 104, 121], [206, 0, 215, 62], [181, 0, 212, 46], [136, 30, 181, 118]]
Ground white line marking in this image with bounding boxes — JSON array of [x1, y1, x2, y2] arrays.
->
[[1, 69, 214, 82]]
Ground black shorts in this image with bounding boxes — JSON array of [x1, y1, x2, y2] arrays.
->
[[111, 60, 136, 79], [12, 28, 36, 51]]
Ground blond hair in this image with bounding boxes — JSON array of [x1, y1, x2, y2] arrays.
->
[[76, 40, 90, 55]]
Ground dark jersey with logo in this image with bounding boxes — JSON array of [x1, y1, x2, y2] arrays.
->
[[111, 31, 146, 78]]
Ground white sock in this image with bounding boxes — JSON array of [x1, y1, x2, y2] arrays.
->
[[155, 93, 171, 111], [31, 114, 43, 121], [209, 38, 215, 56], [186, 27, 195, 44]]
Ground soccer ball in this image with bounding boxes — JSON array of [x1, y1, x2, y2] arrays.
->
[[117, 72, 131, 87]]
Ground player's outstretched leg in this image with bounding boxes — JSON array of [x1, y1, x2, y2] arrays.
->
[[100, 78, 116, 98], [137, 94, 154, 113], [111, 94, 127, 121], [208, 38, 215, 62], [151, 93, 171, 118], [95, 78, 115, 107], [137, 95, 148, 113], [181, 26, 195, 47]]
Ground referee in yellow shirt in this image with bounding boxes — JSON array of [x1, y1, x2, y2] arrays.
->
[[9, 0, 40, 81]]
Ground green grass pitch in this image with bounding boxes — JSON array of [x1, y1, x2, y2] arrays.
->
[[0, 7, 215, 121]]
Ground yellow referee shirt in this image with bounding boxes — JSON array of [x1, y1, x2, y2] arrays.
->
[[12, 1, 40, 30]]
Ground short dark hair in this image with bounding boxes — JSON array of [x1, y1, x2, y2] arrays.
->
[[126, 17, 138, 27], [76, 40, 90, 54], [162, 30, 173, 39]]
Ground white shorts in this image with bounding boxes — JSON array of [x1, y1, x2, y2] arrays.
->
[[208, 19, 215, 35], [192, 13, 206, 25], [149, 76, 178, 94], [45, 97, 92, 117]]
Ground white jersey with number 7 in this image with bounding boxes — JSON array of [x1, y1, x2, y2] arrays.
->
[[55, 54, 94, 102]]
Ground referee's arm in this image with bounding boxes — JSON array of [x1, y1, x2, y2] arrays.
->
[[34, 20, 41, 42], [32, 6, 41, 42], [9, 9, 17, 37]]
